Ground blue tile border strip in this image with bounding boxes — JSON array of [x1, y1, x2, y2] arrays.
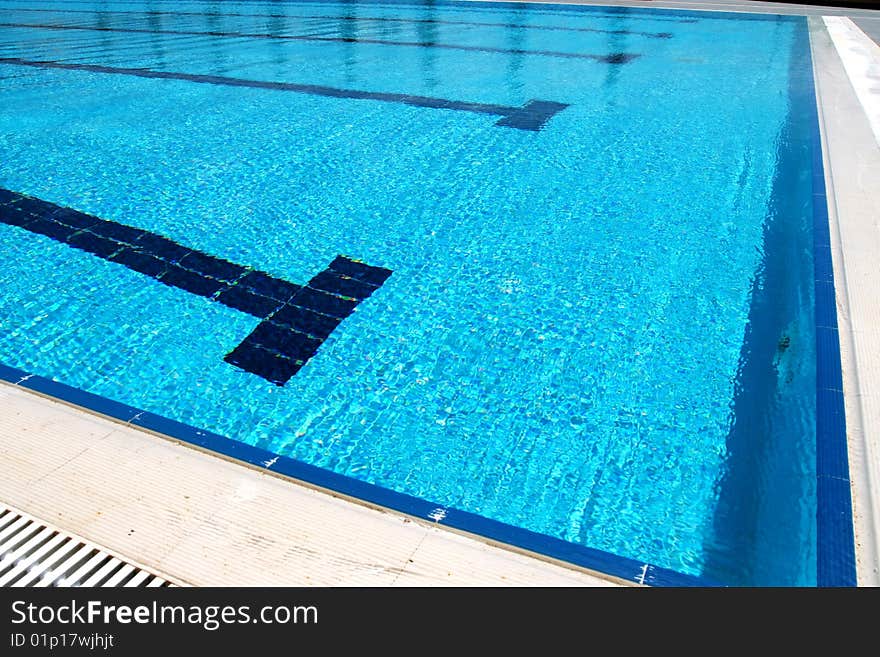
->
[[0, 57, 569, 132], [803, 39, 858, 586], [0, 361, 714, 587]]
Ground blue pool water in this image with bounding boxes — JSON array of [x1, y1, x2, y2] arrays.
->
[[0, 0, 827, 585]]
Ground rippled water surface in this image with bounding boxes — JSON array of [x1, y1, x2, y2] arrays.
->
[[0, 0, 819, 585]]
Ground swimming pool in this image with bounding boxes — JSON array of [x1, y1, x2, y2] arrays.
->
[[0, 0, 856, 586]]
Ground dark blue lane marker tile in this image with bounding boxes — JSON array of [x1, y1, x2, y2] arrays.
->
[[226, 257, 393, 384], [134, 232, 192, 263], [158, 264, 226, 299], [26, 217, 77, 241], [601, 53, 641, 64], [109, 247, 168, 278], [224, 342, 303, 386], [180, 251, 246, 283], [495, 100, 571, 131], [49, 206, 101, 230], [0, 188, 392, 386], [0, 205, 33, 228], [238, 270, 301, 303], [0, 188, 20, 205], [272, 304, 342, 340], [291, 286, 358, 319], [88, 219, 145, 244], [215, 285, 284, 318], [9, 195, 52, 217], [0, 57, 569, 132], [248, 322, 322, 362], [67, 230, 123, 258], [328, 255, 393, 286], [0, 22, 641, 63], [308, 269, 378, 300]]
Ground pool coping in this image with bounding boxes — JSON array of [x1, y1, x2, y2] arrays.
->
[[1, 0, 874, 587]]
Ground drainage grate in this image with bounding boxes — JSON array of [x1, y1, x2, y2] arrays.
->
[[0, 503, 176, 587]]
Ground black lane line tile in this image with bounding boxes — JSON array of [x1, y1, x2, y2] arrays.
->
[[67, 230, 123, 258], [495, 100, 571, 131], [601, 52, 641, 64], [158, 264, 225, 298], [216, 285, 284, 318], [10, 195, 51, 217], [0, 57, 570, 131], [0, 206, 35, 229], [109, 247, 168, 278], [247, 322, 322, 362], [0, 188, 20, 205], [328, 256, 393, 286], [290, 287, 358, 319], [25, 217, 77, 241], [238, 270, 301, 303], [307, 269, 378, 300], [49, 207, 100, 230], [88, 219, 146, 245], [134, 232, 192, 263], [271, 303, 342, 339], [0, 22, 639, 62], [224, 342, 303, 386], [1, 186, 397, 387], [180, 251, 247, 283]]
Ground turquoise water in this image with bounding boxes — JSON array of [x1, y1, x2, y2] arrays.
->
[[0, 0, 818, 585]]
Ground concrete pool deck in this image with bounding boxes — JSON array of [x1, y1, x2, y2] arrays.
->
[[2, 0, 879, 587]]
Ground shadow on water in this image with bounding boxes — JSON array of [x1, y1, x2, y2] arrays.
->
[[701, 19, 817, 586], [267, 0, 289, 67], [94, 0, 112, 53], [205, 3, 227, 70], [504, 7, 526, 87], [145, 0, 166, 68], [603, 8, 631, 92], [340, 0, 358, 86], [417, 0, 438, 90]]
